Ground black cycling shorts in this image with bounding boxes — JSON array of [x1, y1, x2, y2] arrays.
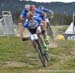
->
[[28, 28, 37, 34]]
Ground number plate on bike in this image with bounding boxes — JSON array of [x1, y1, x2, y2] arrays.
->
[[31, 34, 38, 40]]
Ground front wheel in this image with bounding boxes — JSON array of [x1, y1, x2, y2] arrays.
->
[[35, 40, 48, 67]]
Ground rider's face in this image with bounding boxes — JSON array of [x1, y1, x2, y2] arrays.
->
[[26, 7, 30, 11]]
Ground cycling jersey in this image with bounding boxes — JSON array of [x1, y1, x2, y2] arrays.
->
[[38, 7, 51, 13], [23, 17, 42, 29], [20, 9, 28, 19], [35, 8, 52, 20], [35, 8, 46, 20], [38, 7, 53, 19], [41, 8, 50, 13]]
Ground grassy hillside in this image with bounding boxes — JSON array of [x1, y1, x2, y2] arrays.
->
[[0, 26, 75, 73]]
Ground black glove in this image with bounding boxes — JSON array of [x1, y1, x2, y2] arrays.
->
[[21, 37, 29, 41], [22, 38, 26, 41]]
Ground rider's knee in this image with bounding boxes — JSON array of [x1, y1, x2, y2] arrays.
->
[[37, 32, 42, 36], [41, 30, 45, 35]]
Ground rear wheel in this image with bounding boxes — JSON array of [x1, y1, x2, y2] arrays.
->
[[46, 22, 54, 41]]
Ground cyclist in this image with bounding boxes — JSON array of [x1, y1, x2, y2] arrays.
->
[[30, 5, 49, 44], [19, 4, 30, 40], [21, 12, 48, 52], [38, 6, 53, 22], [38, 6, 54, 40]]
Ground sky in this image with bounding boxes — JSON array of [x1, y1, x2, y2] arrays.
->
[[30, 0, 75, 3]]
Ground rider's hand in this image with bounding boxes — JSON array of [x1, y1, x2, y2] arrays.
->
[[21, 37, 29, 41], [21, 37, 26, 41]]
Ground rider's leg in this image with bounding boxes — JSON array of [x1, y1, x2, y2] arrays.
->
[[28, 29, 37, 49], [20, 26, 25, 40], [36, 26, 48, 52], [41, 21, 49, 44], [31, 40, 37, 49]]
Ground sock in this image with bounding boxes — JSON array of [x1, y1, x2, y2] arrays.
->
[[45, 35, 49, 40], [45, 35, 49, 44], [42, 43, 48, 52]]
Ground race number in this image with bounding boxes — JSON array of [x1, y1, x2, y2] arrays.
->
[[31, 34, 38, 40]]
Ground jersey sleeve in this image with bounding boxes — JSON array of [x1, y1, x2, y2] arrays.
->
[[35, 9, 42, 15], [43, 8, 50, 13], [20, 9, 27, 19], [34, 17, 42, 23], [23, 21, 29, 28]]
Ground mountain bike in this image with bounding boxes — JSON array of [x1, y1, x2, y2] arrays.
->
[[46, 19, 54, 41], [30, 33, 49, 67]]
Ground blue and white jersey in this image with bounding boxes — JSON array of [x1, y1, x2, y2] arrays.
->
[[41, 8, 50, 13], [35, 8, 52, 20], [23, 17, 42, 29], [20, 9, 28, 19], [38, 6, 51, 13], [31, 9, 42, 18], [38, 7, 53, 19], [35, 8, 46, 20]]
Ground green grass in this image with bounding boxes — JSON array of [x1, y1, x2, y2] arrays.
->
[[0, 25, 75, 73], [0, 36, 75, 73]]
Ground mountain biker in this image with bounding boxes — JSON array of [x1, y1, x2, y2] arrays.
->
[[30, 5, 49, 45], [38, 6, 54, 41], [19, 4, 30, 40], [38, 6, 53, 22], [21, 12, 48, 52]]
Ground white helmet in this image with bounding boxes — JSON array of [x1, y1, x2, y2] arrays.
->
[[25, 4, 30, 9]]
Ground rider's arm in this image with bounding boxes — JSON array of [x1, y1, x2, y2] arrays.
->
[[43, 8, 54, 16], [20, 9, 27, 22], [43, 8, 50, 13], [20, 16, 25, 22], [49, 10, 54, 16], [20, 25, 25, 40], [35, 9, 47, 20], [43, 8, 53, 13], [19, 9, 27, 40], [20, 21, 29, 41], [35, 9, 42, 14], [43, 8, 54, 19]]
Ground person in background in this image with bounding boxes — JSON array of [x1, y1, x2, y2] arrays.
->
[[38, 6, 54, 41], [19, 4, 30, 40]]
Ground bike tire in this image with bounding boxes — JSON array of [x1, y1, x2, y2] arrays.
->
[[36, 39, 49, 63], [46, 22, 54, 40], [44, 53, 49, 62], [35, 40, 48, 67]]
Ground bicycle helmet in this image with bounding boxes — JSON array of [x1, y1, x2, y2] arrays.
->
[[25, 4, 30, 9], [30, 5, 36, 11]]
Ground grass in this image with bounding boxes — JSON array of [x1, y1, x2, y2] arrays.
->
[[0, 25, 75, 73], [0, 36, 75, 73]]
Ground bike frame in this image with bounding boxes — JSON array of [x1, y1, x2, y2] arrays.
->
[[30, 33, 48, 67]]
